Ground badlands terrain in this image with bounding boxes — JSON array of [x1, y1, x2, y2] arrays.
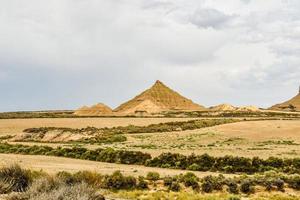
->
[[1, 81, 300, 200]]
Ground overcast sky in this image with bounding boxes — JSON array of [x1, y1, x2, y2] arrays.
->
[[0, 0, 300, 111]]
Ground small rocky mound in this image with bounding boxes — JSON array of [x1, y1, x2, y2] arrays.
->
[[236, 105, 260, 112], [210, 104, 236, 111], [210, 104, 260, 112], [74, 103, 113, 116]]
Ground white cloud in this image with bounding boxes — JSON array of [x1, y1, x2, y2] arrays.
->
[[0, 0, 299, 111]]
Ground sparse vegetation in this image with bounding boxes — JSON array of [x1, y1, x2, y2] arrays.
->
[[2, 165, 300, 199], [21, 119, 240, 143], [146, 172, 160, 181], [2, 143, 300, 174], [0, 111, 75, 119]]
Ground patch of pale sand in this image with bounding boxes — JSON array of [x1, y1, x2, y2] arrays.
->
[[214, 120, 300, 141], [0, 117, 196, 136], [0, 153, 232, 178]]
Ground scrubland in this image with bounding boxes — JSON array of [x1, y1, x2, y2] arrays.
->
[[0, 114, 300, 199]]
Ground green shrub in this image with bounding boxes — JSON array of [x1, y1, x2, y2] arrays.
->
[[286, 175, 300, 190], [227, 181, 239, 194], [187, 163, 200, 171], [56, 171, 76, 185], [264, 180, 273, 191], [274, 179, 284, 192], [102, 171, 136, 190], [137, 176, 148, 189], [228, 196, 241, 200], [181, 172, 199, 190], [240, 180, 254, 194], [73, 171, 103, 186], [163, 176, 173, 187], [169, 181, 181, 192], [146, 172, 160, 181], [201, 175, 224, 191], [201, 181, 213, 193]]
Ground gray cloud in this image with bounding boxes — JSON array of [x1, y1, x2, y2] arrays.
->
[[189, 8, 234, 29]]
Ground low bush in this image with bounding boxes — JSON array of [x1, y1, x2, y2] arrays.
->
[[286, 175, 300, 190], [146, 172, 160, 181], [73, 171, 103, 186], [226, 180, 239, 194], [240, 180, 254, 194], [102, 171, 136, 190], [137, 176, 148, 189], [200, 175, 225, 193], [201, 181, 213, 193], [180, 172, 199, 190], [163, 176, 173, 187], [169, 181, 181, 192], [274, 179, 285, 192]]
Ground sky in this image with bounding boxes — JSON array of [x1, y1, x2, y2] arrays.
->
[[0, 0, 300, 112]]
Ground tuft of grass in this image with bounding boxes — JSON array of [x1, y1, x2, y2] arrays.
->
[[0, 164, 32, 193], [7, 178, 105, 200]]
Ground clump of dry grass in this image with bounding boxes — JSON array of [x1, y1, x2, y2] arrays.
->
[[6, 177, 105, 200], [0, 164, 31, 194]]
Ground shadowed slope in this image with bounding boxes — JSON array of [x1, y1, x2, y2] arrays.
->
[[270, 93, 300, 112]]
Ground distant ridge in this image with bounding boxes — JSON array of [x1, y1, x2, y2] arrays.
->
[[74, 103, 112, 116], [270, 88, 300, 112], [210, 104, 260, 112], [210, 104, 236, 111], [114, 80, 205, 114]]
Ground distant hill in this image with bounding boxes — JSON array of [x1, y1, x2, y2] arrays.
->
[[74, 103, 112, 116], [270, 90, 300, 112], [114, 80, 206, 115], [210, 104, 260, 112], [210, 104, 236, 111]]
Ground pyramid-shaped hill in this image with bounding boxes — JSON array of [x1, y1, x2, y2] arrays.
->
[[114, 80, 206, 114], [270, 91, 300, 112], [74, 103, 113, 116]]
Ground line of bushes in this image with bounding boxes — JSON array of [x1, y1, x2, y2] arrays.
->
[[23, 118, 240, 135], [145, 152, 300, 174], [0, 111, 75, 119], [0, 143, 151, 165], [1, 143, 300, 174], [163, 110, 300, 118], [2, 165, 300, 199], [21, 119, 239, 144]]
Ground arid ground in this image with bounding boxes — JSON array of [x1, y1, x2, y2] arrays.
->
[[0, 117, 196, 136], [2, 118, 299, 158], [1, 117, 300, 200]]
